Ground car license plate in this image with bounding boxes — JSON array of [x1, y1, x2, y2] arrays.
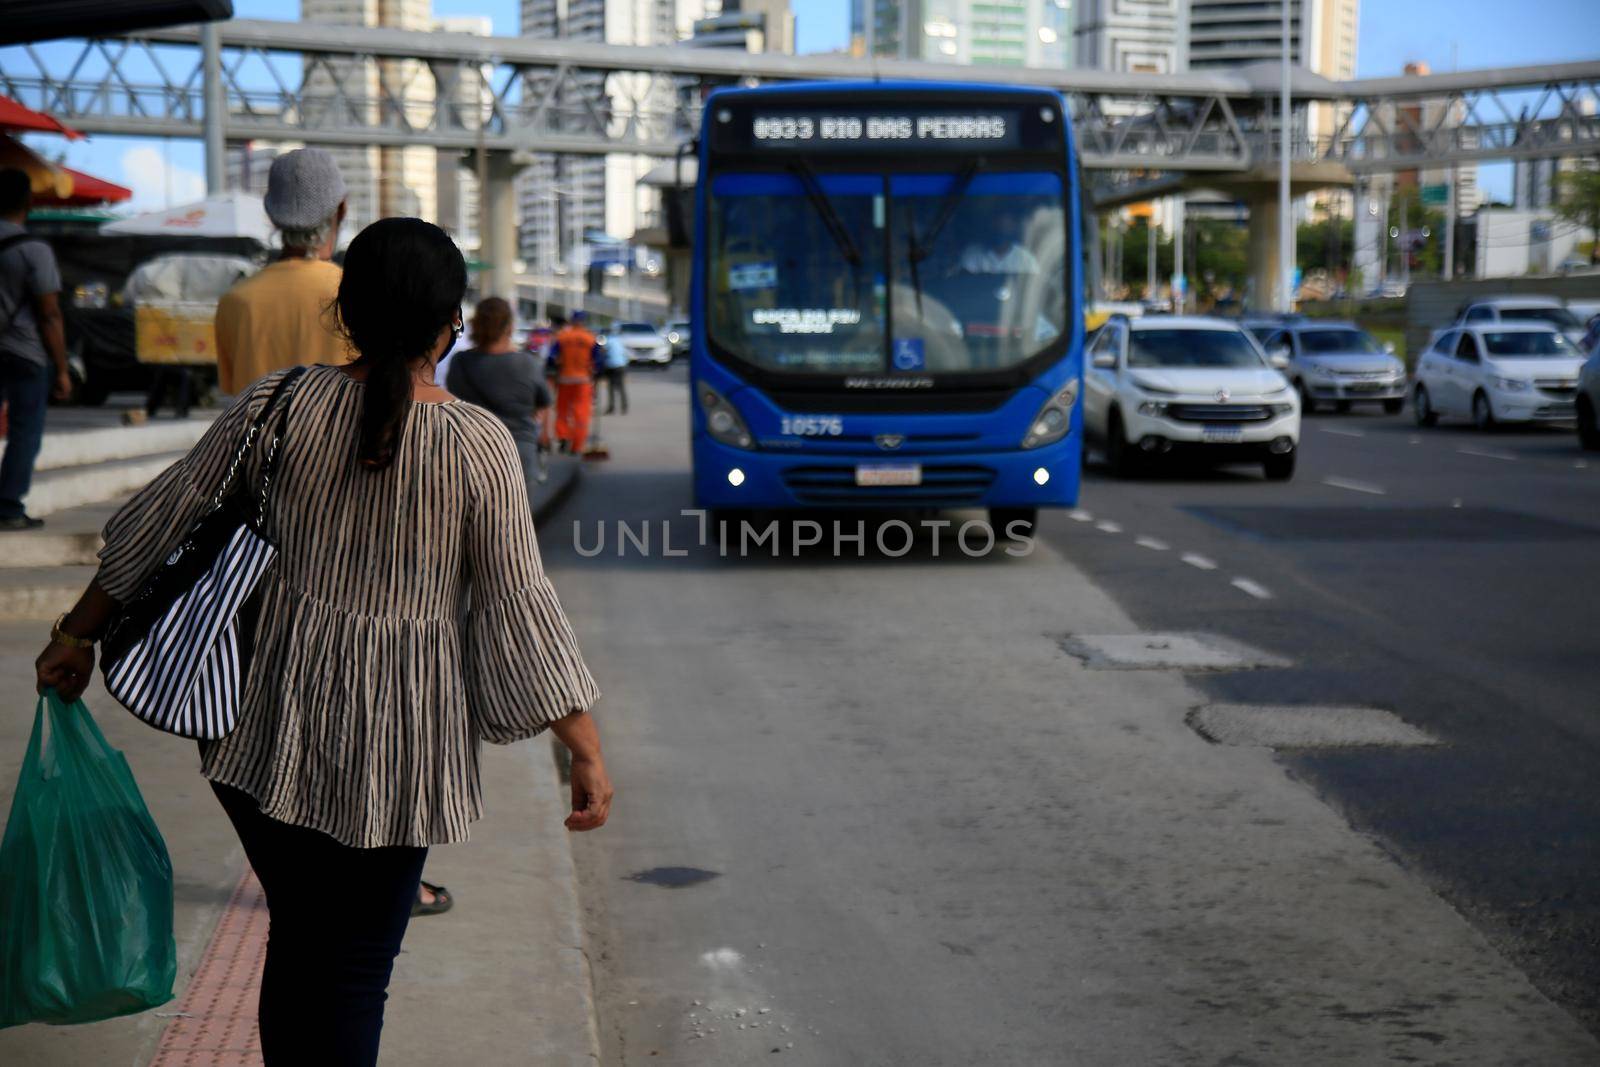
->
[[856, 463, 922, 487], [1202, 425, 1243, 443]]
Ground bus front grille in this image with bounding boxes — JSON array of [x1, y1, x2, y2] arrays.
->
[[782, 465, 997, 504]]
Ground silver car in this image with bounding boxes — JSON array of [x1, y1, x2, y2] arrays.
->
[[1260, 321, 1407, 414]]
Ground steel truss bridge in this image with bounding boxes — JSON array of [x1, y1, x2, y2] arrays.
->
[[3, 19, 1598, 182]]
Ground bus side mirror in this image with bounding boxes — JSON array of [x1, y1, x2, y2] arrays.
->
[[1092, 352, 1118, 369]]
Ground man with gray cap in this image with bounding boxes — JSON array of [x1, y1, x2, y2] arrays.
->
[[216, 147, 352, 394]]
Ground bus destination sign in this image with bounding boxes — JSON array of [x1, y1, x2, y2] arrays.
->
[[713, 102, 1056, 155]]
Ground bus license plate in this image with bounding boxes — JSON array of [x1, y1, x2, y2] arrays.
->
[[1202, 425, 1243, 443], [856, 463, 922, 487]]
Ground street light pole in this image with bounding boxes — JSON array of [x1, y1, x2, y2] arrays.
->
[[200, 22, 225, 194], [1278, 0, 1293, 312]]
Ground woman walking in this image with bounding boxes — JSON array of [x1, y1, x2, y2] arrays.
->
[[446, 296, 555, 503], [34, 218, 612, 1066]]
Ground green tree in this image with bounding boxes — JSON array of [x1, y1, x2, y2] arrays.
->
[[1115, 219, 1172, 298], [1554, 165, 1600, 264], [1296, 217, 1355, 275], [1191, 219, 1248, 301]]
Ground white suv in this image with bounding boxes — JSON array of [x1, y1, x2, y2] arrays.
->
[[1084, 316, 1301, 480], [1455, 296, 1586, 347], [1413, 324, 1582, 430]]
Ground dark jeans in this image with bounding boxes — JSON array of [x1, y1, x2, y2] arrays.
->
[[0, 357, 49, 520], [603, 366, 628, 414], [211, 782, 427, 1067]]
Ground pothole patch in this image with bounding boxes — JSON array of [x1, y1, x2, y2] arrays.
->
[[1060, 632, 1290, 672], [1187, 704, 1438, 748]]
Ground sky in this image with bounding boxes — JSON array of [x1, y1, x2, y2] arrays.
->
[[13, 0, 1600, 211]]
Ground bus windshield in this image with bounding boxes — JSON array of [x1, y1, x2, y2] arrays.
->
[[707, 171, 1066, 375]]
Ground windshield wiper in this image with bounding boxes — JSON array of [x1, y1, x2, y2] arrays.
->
[[905, 159, 981, 316], [909, 159, 982, 266], [788, 160, 862, 269]]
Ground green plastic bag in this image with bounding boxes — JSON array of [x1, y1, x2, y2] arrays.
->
[[0, 690, 176, 1028]]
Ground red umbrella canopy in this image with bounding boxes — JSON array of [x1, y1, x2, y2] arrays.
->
[[33, 167, 132, 208], [0, 95, 83, 139]]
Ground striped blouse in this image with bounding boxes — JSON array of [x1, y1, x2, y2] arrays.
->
[[96, 365, 600, 848]]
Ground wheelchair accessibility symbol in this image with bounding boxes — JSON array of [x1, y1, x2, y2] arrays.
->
[[892, 338, 926, 372]]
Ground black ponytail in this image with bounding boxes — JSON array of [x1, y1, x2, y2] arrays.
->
[[333, 218, 467, 470]]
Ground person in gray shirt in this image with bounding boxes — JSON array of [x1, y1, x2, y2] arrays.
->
[[445, 296, 554, 507], [0, 169, 72, 529]]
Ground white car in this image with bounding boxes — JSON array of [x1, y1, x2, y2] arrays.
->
[[1455, 296, 1587, 347], [1083, 316, 1301, 480], [608, 322, 672, 365], [1413, 324, 1583, 430]]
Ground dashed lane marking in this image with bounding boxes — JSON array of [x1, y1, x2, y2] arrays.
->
[[1069, 509, 1094, 522], [1408, 436, 1422, 445], [1320, 427, 1366, 438], [1096, 521, 1123, 534], [1457, 445, 1517, 461], [1182, 553, 1218, 571], [1231, 577, 1274, 600], [1321, 475, 1386, 496], [1135, 536, 1170, 551]]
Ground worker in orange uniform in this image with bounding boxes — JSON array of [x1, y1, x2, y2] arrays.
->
[[553, 310, 600, 454]]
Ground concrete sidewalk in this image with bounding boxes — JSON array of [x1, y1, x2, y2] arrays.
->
[[0, 455, 598, 1066]]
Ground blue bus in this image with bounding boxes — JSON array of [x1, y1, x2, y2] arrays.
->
[[690, 81, 1084, 529]]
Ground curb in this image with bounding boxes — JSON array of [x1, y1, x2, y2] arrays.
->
[[531, 455, 583, 530], [529, 455, 602, 1063]]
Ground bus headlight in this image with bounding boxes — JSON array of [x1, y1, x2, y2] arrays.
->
[[699, 383, 754, 449], [1022, 381, 1079, 449]]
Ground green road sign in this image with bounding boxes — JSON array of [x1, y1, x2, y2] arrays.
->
[[1420, 183, 1449, 207]]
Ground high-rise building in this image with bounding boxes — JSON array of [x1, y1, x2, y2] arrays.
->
[[1186, 0, 1356, 154], [851, 1, 1072, 68], [518, 1, 705, 271], [1073, 0, 1186, 75], [689, 0, 794, 53], [300, 0, 437, 233], [1186, 0, 1348, 71]]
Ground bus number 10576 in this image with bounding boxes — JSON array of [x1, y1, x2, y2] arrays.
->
[[780, 415, 844, 437]]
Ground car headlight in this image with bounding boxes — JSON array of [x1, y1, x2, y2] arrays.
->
[[1022, 380, 1079, 449], [1137, 400, 1168, 417], [699, 383, 754, 449], [1269, 402, 1295, 416], [1309, 363, 1338, 379], [1492, 376, 1529, 392]]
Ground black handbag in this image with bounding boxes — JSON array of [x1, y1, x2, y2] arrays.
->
[[100, 367, 308, 739]]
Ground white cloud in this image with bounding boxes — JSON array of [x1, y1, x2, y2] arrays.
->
[[121, 145, 207, 212]]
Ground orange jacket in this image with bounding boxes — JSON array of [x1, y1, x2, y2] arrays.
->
[[554, 325, 598, 383]]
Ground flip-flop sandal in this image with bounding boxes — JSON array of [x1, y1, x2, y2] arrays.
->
[[412, 879, 454, 917]]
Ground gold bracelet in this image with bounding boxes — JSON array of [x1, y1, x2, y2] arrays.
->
[[51, 614, 95, 650]]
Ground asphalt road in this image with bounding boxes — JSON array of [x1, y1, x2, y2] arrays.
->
[[1056, 405, 1600, 1034], [543, 367, 1599, 1065]]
